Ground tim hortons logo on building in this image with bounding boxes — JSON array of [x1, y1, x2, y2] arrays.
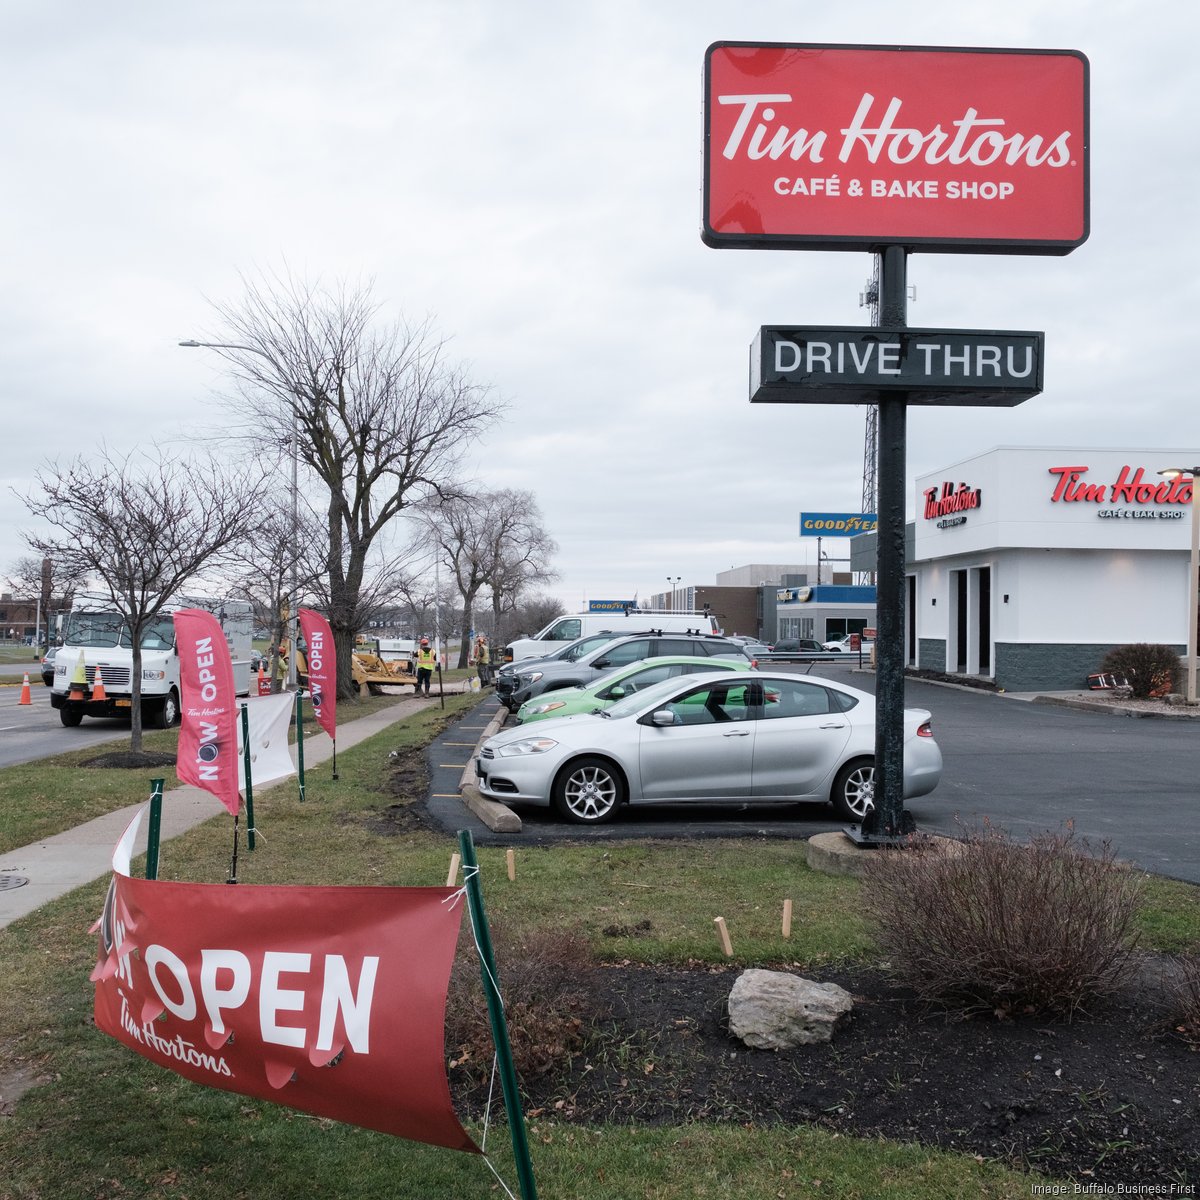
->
[[924, 482, 982, 523], [1048, 465, 1192, 519]]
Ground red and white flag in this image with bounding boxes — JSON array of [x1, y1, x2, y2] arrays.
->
[[298, 608, 336, 741], [174, 608, 241, 816]]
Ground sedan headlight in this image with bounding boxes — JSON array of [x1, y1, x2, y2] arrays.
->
[[526, 699, 568, 716], [496, 737, 559, 757]]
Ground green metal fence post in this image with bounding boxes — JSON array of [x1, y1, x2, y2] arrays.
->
[[241, 704, 255, 851], [295, 690, 306, 802], [146, 778, 164, 880], [457, 830, 538, 1200]]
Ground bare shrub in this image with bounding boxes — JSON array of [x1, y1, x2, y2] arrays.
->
[[445, 924, 593, 1082], [1167, 952, 1200, 1045], [1099, 643, 1182, 699], [862, 822, 1145, 1019]]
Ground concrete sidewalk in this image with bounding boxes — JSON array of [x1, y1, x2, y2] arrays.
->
[[0, 695, 443, 930]]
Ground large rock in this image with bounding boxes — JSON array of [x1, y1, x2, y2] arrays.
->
[[727, 969, 853, 1050]]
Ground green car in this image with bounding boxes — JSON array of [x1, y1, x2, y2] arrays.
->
[[515, 656, 751, 724]]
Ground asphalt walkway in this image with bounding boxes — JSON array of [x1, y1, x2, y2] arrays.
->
[[0, 693, 463, 930]]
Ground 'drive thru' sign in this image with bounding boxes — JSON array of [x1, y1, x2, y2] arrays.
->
[[703, 43, 1089, 254], [751, 327, 1044, 406]]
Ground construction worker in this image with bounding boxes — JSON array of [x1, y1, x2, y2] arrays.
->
[[475, 634, 491, 686], [415, 637, 435, 696]]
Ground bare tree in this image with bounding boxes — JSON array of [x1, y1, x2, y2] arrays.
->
[[5, 554, 86, 645], [197, 272, 503, 696], [483, 489, 558, 643], [22, 447, 258, 752], [505, 593, 566, 646], [424, 492, 493, 668]]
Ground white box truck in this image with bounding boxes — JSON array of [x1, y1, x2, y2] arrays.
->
[[51, 593, 254, 728], [503, 610, 721, 663]]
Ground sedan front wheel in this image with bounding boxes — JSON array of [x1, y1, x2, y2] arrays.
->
[[552, 756, 625, 824], [831, 759, 876, 822]]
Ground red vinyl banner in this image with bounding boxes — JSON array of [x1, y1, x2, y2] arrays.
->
[[298, 608, 336, 740], [92, 852, 477, 1151], [174, 609, 241, 816]]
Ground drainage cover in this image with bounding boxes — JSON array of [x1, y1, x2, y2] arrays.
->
[[0, 873, 29, 890]]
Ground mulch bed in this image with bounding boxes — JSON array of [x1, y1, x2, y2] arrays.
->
[[453, 962, 1199, 1185]]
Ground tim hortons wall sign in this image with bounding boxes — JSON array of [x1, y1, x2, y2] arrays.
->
[[704, 43, 1089, 255]]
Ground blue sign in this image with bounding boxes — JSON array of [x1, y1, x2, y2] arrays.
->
[[799, 512, 877, 536], [588, 599, 636, 613]]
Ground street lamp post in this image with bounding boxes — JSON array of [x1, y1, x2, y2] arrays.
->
[[667, 576, 681, 611], [180, 339, 300, 691], [1158, 466, 1200, 704]]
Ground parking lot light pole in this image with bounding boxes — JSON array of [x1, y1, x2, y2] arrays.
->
[[1158, 466, 1200, 704], [179, 339, 300, 691]]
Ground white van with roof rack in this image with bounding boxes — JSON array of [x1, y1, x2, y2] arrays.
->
[[504, 610, 720, 663]]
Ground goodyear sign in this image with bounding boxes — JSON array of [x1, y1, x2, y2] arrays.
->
[[588, 600, 636, 613], [800, 513, 877, 536]]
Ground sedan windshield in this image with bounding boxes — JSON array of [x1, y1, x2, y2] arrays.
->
[[603, 675, 695, 720]]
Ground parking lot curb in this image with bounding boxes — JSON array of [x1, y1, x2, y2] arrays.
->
[[455, 697, 522, 833]]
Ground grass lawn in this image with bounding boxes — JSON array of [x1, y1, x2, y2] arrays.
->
[[1, 694, 1197, 1198]]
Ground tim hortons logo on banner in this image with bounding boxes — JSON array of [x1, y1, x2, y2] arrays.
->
[[924, 481, 982, 521]]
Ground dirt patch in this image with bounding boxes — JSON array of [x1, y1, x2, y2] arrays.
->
[[452, 962, 1200, 1184], [80, 750, 178, 770], [359, 747, 439, 835]]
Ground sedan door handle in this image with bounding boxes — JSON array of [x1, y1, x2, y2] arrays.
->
[[819, 722, 847, 729], [722, 729, 751, 737]]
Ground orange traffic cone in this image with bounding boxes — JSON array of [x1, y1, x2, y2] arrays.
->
[[18, 673, 31, 705], [92, 666, 107, 702]]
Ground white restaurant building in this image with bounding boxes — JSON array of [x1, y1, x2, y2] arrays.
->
[[874, 447, 1196, 693]]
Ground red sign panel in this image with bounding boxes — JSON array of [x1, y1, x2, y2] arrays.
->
[[703, 43, 1089, 255], [93, 858, 478, 1152]]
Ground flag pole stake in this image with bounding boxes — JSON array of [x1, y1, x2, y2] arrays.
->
[[146, 778, 164, 880], [457, 830, 538, 1200]]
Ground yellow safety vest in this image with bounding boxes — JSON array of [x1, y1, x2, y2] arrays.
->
[[417, 647, 435, 668]]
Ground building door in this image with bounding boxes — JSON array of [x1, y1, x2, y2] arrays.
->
[[954, 570, 968, 673], [977, 566, 991, 674]]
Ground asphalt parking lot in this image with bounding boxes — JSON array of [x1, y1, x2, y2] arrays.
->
[[423, 668, 1200, 883]]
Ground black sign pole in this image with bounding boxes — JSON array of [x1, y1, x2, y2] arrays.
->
[[864, 245, 916, 841]]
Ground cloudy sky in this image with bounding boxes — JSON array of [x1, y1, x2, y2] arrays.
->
[[4, 1, 1197, 612]]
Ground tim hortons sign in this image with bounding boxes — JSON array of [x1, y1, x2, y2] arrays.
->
[[703, 43, 1089, 254], [751, 326, 1044, 405]]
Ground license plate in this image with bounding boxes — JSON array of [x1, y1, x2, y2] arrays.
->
[[114, 699, 132, 707]]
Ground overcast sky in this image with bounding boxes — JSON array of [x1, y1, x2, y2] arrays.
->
[[4, 1, 1197, 612]]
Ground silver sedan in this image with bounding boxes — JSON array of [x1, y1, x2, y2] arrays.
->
[[475, 671, 942, 824]]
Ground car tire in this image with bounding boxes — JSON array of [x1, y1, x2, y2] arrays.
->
[[152, 689, 180, 730], [552, 756, 625, 825], [60, 707, 83, 727], [831, 758, 875, 822]]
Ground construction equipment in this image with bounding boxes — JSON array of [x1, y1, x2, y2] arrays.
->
[[351, 640, 418, 695]]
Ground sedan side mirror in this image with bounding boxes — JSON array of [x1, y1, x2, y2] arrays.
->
[[650, 709, 676, 727], [607, 685, 626, 699]]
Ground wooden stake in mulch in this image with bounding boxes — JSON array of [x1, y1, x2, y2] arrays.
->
[[713, 916, 733, 957], [506, 848, 516, 881], [782, 898, 793, 938]]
